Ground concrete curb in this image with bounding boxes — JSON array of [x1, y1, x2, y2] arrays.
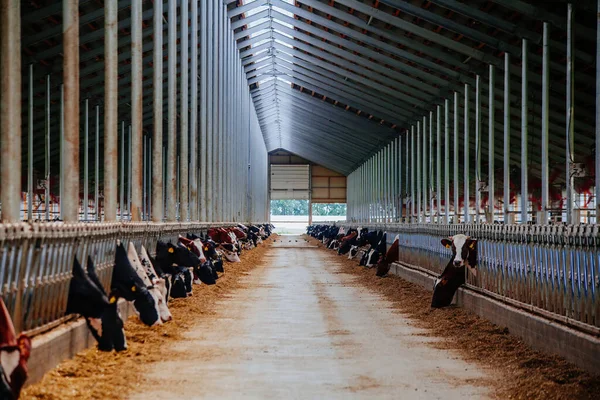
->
[[389, 262, 600, 376], [26, 300, 136, 386]]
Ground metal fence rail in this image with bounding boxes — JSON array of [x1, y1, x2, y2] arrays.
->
[[332, 222, 600, 329], [0, 221, 244, 335]]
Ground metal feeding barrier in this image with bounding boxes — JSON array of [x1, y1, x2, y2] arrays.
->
[[335, 223, 600, 330], [0, 221, 235, 336]]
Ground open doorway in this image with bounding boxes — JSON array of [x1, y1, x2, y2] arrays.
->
[[270, 200, 346, 234]]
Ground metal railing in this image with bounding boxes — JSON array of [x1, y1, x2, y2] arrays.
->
[[329, 222, 600, 331], [0, 221, 242, 336]]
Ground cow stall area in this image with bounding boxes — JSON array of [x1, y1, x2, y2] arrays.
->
[[2, 0, 600, 399]]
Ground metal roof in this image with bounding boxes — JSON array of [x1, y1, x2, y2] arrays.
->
[[16, 0, 600, 182], [229, 0, 598, 177]]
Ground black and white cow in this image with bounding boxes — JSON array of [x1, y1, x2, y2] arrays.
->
[[155, 241, 198, 297], [113, 242, 161, 326], [376, 235, 399, 277], [84, 256, 128, 352], [431, 234, 478, 308], [127, 242, 172, 322]]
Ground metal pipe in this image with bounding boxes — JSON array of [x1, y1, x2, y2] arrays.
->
[[521, 39, 529, 224], [143, 135, 147, 219], [128, 125, 132, 218], [214, 1, 222, 222], [46, 75, 50, 220], [406, 131, 409, 222], [444, 99, 450, 223], [130, 0, 143, 221], [429, 111, 434, 220], [566, 4, 575, 224], [0, 0, 21, 222], [417, 122, 422, 223], [60, 84, 64, 220], [488, 65, 495, 223], [63, 0, 80, 222], [410, 125, 417, 223], [596, 1, 600, 223], [95, 105, 99, 220], [206, 0, 214, 222], [148, 137, 152, 218], [475, 76, 481, 224], [163, 145, 166, 218], [167, 0, 177, 221], [436, 105, 441, 223], [504, 53, 511, 223], [84, 98, 89, 221], [541, 23, 550, 224], [464, 84, 470, 223], [190, 0, 198, 221], [28, 64, 33, 221], [152, 0, 163, 222], [398, 136, 402, 222], [104, 0, 118, 221], [422, 117, 427, 222], [120, 121, 125, 220], [180, 0, 189, 221], [454, 92, 459, 222], [200, 0, 207, 222]]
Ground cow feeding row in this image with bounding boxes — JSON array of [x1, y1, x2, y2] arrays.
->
[[306, 225, 478, 309], [1, 224, 273, 400]]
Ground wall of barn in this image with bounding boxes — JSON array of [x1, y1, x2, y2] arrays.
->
[[0, 1, 269, 225]]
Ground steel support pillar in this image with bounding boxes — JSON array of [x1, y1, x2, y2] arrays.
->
[[541, 23, 550, 224], [63, 0, 80, 222], [180, 0, 189, 221], [521, 39, 529, 224], [104, 0, 118, 221], [566, 4, 575, 224], [167, 0, 177, 221], [488, 65, 495, 223], [504, 53, 511, 223], [152, 0, 163, 222], [131, 0, 143, 221], [0, 0, 21, 222]]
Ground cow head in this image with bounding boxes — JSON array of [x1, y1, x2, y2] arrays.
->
[[218, 243, 240, 262], [114, 242, 160, 326], [156, 240, 200, 270], [128, 243, 172, 323], [85, 256, 127, 351], [66, 256, 110, 318], [441, 234, 477, 268]]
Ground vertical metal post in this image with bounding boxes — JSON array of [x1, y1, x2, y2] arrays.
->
[[541, 23, 550, 224], [180, 0, 189, 221], [95, 105, 100, 220], [475, 76, 481, 224], [566, 4, 575, 224], [398, 136, 402, 222], [45, 75, 51, 220], [167, 0, 177, 221], [422, 116, 427, 222], [152, 0, 163, 222], [143, 135, 147, 219], [28, 64, 33, 221], [190, 0, 198, 221], [488, 65, 495, 223], [411, 127, 415, 222], [504, 53, 511, 223], [63, 0, 80, 222], [0, 0, 21, 222], [436, 105, 441, 224], [128, 125, 132, 218], [464, 84, 470, 223], [84, 99, 89, 221], [417, 122, 422, 223], [453, 92, 459, 222], [521, 39, 529, 224], [206, 0, 214, 222], [120, 122, 125, 220], [60, 85, 64, 220], [163, 146, 166, 218], [596, 0, 600, 222], [406, 131, 409, 222], [215, 1, 222, 222], [104, 0, 118, 221], [200, 0, 208, 221], [130, 0, 143, 221], [429, 112, 434, 220], [444, 99, 450, 223]]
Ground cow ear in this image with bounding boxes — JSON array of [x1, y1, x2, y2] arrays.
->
[[441, 238, 452, 249], [468, 239, 477, 250]]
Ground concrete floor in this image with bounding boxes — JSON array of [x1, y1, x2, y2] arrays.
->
[[130, 236, 491, 399]]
